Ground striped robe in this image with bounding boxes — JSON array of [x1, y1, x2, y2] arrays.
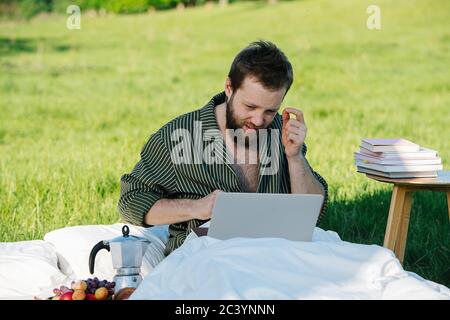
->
[[118, 92, 328, 256]]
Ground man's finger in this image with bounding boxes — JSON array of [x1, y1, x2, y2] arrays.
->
[[284, 107, 305, 124], [285, 119, 302, 129], [282, 109, 290, 127], [287, 126, 303, 135], [288, 133, 301, 143]]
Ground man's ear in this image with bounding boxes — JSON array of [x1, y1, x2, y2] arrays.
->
[[224, 77, 233, 100]]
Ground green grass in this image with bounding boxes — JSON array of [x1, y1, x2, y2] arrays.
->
[[1, 0, 449, 286]]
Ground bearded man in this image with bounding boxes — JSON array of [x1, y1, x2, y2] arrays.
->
[[118, 40, 328, 256]]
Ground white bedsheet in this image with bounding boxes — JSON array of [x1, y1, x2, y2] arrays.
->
[[1, 226, 448, 300], [0, 240, 71, 300], [0, 224, 169, 300], [130, 228, 450, 300]]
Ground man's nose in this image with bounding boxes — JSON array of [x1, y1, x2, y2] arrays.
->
[[250, 114, 264, 127]]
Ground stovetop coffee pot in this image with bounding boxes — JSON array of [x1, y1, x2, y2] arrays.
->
[[89, 225, 150, 291]]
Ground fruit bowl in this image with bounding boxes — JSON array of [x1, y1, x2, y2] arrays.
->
[[48, 277, 115, 300]]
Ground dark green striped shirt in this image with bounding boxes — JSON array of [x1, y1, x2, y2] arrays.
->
[[118, 92, 328, 256]]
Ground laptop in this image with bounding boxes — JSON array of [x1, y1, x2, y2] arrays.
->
[[193, 192, 324, 242]]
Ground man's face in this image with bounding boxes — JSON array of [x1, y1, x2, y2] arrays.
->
[[226, 76, 286, 135]]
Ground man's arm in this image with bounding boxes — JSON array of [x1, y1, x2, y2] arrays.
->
[[287, 144, 329, 223], [287, 150, 325, 196], [118, 131, 175, 227], [281, 108, 328, 223], [144, 191, 221, 225], [118, 130, 219, 227]]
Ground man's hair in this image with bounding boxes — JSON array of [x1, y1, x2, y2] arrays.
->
[[228, 40, 294, 94]]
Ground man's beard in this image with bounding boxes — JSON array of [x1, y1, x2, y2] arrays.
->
[[225, 93, 262, 150]]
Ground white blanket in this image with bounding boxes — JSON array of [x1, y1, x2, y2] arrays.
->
[[130, 228, 450, 300], [0, 241, 71, 299], [0, 224, 169, 300], [1, 226, 448, 300]]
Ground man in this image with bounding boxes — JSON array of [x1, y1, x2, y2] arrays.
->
[[118, 40, 328, 256]]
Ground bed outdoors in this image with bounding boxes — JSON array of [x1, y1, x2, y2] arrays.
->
[[0, 223, 448, 300]]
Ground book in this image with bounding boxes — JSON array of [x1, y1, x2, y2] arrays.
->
[[361, 138, 420, 152], [359, 146, 438, 159], [355, 160, 443, 172], [356, 166, 438, 178], [192, 227, 208, 237], [192, 222, 210, 237], [354, 152, 442, 165]]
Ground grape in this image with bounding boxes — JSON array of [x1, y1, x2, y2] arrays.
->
[[53, 288, 61, 295], [110, 282, 116, 288]]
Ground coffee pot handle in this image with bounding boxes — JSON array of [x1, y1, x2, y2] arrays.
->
[[89, 240, 110, 274]]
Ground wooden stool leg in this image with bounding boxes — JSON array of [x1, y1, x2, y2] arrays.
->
[[394, 191, 413, 264], [447, 192, 450, 221], [384, 185, 406, 251]]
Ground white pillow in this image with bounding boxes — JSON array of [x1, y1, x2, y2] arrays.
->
[[43, 223, 169, 281], [0, 240, 70, 299]]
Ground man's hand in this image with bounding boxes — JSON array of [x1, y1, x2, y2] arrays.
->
[[191, 190, 223, 220], [145, 190, 224, 225], [282, 107, 307, 158]]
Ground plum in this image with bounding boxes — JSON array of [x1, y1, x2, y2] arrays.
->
[[86, 293, 97, 300], [59, 292, 73, 300]]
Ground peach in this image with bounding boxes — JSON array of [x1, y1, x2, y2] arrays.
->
[[72, 290, 86, 300], [95, 287, 108, 300], [72, 280, 88, 291], [113, 288, 135, 300]]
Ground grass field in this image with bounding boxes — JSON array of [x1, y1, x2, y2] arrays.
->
[[1, 0, 449, 286]]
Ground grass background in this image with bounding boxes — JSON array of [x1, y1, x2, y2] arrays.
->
[[1, 0, 449, 286]]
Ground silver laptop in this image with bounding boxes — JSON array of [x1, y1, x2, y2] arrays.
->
[[199, 193, 324, 242]]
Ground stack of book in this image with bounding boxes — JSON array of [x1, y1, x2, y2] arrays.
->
[[355, 138, 442, 178]]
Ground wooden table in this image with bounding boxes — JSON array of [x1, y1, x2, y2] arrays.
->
[[366, 170, 450, 264]]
